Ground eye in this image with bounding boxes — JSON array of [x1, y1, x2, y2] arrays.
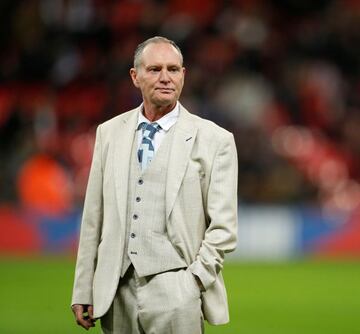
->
[[169, 67, 180, 72], [148, 67, 160, 72]]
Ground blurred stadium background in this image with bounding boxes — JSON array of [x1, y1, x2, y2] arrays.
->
[[0, 0, 359, 333]]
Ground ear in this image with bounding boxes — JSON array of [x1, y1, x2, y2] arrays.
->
[[181, 67, 186, 85], [130, 68, 140, 88]]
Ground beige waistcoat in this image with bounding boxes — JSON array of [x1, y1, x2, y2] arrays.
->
[[120, 125, 186, 277]]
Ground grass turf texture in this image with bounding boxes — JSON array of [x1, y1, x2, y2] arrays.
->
[[0, 258, 359, 334]]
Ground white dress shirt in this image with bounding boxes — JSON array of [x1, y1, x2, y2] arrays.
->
[[136, 102, 180, 153]]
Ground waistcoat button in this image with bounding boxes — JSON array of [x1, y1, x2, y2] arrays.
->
[[131, 233, 136, 238], [133, 214, 138, 220]]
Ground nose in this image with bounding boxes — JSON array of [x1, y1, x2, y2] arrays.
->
[[159, 69, 170, 83]]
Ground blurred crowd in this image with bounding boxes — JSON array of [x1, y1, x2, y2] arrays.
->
[[0, 0, 359, 217]]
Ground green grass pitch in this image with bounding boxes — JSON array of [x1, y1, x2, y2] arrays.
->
[[0, 258, 359, 333]]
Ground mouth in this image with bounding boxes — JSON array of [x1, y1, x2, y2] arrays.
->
[[156, 88, 175, 93]]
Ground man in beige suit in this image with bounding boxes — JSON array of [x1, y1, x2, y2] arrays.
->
[[71, 36, 238, 334]]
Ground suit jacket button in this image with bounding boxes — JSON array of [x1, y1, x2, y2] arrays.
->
[[138, 179, 144, 185], [131, 233, 136, 238], [133, 214, 138, 220]]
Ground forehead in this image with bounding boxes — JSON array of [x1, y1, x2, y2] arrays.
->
[[140, 42, 182, 66]]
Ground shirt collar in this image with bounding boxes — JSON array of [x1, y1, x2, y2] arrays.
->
[[137, 102, 180, 132]]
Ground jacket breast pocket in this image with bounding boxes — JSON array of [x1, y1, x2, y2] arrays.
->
[[180, 174, 203, 210]]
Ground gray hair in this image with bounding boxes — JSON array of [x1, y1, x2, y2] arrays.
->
[[133, 36, 183, 69]]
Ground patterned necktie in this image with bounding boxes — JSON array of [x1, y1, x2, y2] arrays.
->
[[137, 122, 161, 171]]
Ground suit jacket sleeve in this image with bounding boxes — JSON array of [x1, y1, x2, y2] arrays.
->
[[189, 132, 238, 290], [71, 125, 103, 305]]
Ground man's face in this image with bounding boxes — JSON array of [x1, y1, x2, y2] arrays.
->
[[130, 42, 185, 109]]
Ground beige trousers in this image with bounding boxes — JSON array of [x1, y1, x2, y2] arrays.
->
[[101, 266, 204, 334]]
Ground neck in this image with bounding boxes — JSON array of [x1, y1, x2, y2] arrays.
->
[[143, 102, 177, 122]]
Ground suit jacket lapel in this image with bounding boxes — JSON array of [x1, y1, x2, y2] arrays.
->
[[113, 108, 139, 225], [166, 105, 198, 219]]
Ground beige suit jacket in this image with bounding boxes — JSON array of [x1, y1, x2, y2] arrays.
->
[[71, 104, 238, 324]]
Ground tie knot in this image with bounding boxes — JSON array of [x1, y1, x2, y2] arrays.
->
[[138, 122, 161, 140]]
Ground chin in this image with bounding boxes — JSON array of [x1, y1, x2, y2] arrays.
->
[[156, 99, 176, 107]]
